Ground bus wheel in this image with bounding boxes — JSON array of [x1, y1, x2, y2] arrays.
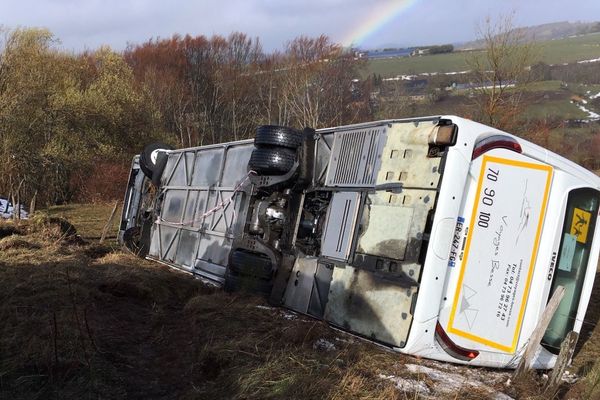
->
[[122, 227, 142, 254], [248, 147, 296, 175], [254, 125, 303, 149], [225, 250, 274, 295], [139, 142, 172, 180], [224, 272, 273, 295], [229, 249, 273, 280]]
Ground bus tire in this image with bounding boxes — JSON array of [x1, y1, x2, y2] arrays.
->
[[254, 125, 303, 149], [224, 272, 273, 295], [229, 250, 273, 280], [249, 147, 296, 175], [139, 142, 172, 179]]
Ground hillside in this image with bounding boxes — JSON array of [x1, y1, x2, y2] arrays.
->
[[458, 20, 600, 50], [366, 32, 600, 77], [0, 206, 519, 400], [2, 204, 599, 399]]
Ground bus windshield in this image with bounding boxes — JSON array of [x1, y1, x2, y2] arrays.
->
[[542, 187, 600, 353]]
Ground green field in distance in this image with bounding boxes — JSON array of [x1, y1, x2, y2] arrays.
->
[[366, 32, 600, 77]]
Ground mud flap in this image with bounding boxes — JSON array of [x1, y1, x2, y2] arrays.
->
[[269, 253, 296, 305]]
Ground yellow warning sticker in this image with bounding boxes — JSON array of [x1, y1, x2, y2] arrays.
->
[[571, 207, 591, 244]]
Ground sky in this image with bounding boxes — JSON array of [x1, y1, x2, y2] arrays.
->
[[1, 0, 599, 52]]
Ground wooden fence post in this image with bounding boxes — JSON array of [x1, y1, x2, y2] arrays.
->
[[11, 193, 17, 221], [544, 331, 579, 396], [99, 201, 119, 243], [513, 285, 565, 379], [29, 190, 38, 215]]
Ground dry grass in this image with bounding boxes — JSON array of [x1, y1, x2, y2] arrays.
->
[[0, 229, 414, 399], [0, 226, 505, 399], [46, 202, 123, 240]]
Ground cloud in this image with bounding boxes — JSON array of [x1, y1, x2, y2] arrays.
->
[[0, 0, 598, 51]]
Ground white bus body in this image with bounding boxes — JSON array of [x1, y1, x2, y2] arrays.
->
[[119, 116, 600, 368]]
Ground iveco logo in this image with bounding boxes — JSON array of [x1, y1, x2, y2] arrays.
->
[[547, 251, 557, 281]]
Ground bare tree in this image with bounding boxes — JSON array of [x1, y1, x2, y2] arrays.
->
[[378, 79, 412, 119], [467, 14, 538, 130], [280, 35, 366, 129], [255, 53, 291, 126]]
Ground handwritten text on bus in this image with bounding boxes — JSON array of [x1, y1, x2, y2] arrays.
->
[[477, 168, 499, 229]]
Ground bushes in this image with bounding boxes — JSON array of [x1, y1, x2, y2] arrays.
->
[[0, 29, 159, 207], [72, 161, 131, 203]]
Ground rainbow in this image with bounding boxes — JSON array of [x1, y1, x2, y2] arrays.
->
[[341, 0, 419, 48]]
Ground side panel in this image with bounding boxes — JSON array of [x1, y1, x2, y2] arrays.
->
[[325, 126, 386, 187], [320, 192, 361, 261], [318, 120, 443, 348], [324, 265, 417, 348], [148, 143, 254, 282]]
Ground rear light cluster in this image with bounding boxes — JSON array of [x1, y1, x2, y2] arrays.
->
[[472, 135, 522, 160], [435, 322, 479, 361]]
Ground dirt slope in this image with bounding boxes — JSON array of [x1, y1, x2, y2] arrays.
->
[[0, 208, 595, 399]]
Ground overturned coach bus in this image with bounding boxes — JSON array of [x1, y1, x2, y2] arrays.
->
[[118, 116, 600, 369]]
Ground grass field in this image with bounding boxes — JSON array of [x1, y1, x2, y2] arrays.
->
[[366, 51, 473, 77], [538, 33, 600, 65], [521, 80, 564, 92], [522, 98, 589, 120], [391, 83, 595, 125], [568, 82, 600, 97], [47, 203, 123, 240], [367, 32, 600, 77]]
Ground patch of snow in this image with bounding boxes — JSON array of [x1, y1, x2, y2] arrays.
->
[[256, 305, 306, 322], [444, 70, 471, 75], [562, 370, 579, 384], [383, 69, 472, 82], [280, 311, 297, 320], [575, 103, 600, 121], [255, 305, 275, 310], [435, 361, 510, 382], [383, 74, 418, 81], [378, 373, 431, 395], [476, 83, 516, 90], [0, 198, 28, 220], [590, 91, 600, 100], [405, 364, 513, 399], [195, 276, 221, 287], [406, 364, 468, 393], [313, 338, 336, 352], [578, 57, 600, 64]]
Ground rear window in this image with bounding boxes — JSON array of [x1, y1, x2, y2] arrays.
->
[[542, 188, 600, 353]]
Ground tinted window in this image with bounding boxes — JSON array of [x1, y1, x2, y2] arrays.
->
[[542, 188, 599, 353]]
